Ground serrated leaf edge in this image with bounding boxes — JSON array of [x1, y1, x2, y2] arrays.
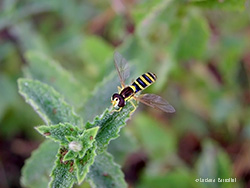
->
[[18, 78, 82, 127]]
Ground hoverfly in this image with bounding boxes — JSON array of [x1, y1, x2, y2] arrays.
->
[[111, 52, 175, 114]]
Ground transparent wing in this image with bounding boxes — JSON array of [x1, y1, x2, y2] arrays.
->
[[137, 94, 175, 113], [114, 51, 130, 87]]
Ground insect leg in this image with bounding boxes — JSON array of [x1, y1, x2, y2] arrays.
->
[[129, 99, 137, 114], [110, 107, 122, 114]]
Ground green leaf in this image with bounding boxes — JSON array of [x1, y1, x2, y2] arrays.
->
[[191, 0, 245, 11], [24, 51, 86, 108], [195, 140, 235, 188], [77, 127, 99, 158], [0, 73, 18, 121], [21, 140, 59, 188], [10, 22, 49, 53], [63, 150, 76, 161], [135, 0, 172, 49], [0, 2, 54, 31], [87, 151, 127, 188], [80, 35, 113, 69], [137, 168, 204, 188], [36, 122, 99, 158], [86, 101, 136, 154], [19, 52, 137, 188], [75, 144, 97, 184], [174, 16, 210, 61], [18, 78, 82, 127], [77, 35, 114, 84], [132, 112, 176, 160], [218, 36, 245, 87], [35, 123, 81, 145], [211, 96, 239, 124], [108, 129, 138, 165], [36, 122, 99, 186], [49, 156, 76, 188], [132, 0, 169, 25], [79, 71, 121, 123], [45, 106, 134, 188], [50, 143, 98, 187]]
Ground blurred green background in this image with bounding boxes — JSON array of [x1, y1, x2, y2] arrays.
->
[[0, 0, 250, 187]]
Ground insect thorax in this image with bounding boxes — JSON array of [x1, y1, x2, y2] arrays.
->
[[120, 86, 135, 100]]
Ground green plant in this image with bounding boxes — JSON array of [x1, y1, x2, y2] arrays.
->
[[1, 0, 248, 187], [18, 52, 136, 188]]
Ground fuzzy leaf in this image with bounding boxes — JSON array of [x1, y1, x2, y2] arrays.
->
[[49, 156, 76, 188], [24, 51, 86, 108], [86, 101, 135, 154], [75, 144, 97, 184], [35, 123, 81, 145], [50, 143, 98, 188], [80, 72, 120, 123], [87, 151, 127, 188], [18, 78, 82, 127], [19, 52, 137, 188], [36, 123, 99, 160], [36, 123, 99, 187], [77, 127, 99, 158], [63, 150, 76, 161], [21, 140, 59, 188]]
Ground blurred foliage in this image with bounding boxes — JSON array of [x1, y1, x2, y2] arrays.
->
[[0, 0, 250, 187]]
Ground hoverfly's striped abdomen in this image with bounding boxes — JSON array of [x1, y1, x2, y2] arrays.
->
[[132, 72, 157, 93]]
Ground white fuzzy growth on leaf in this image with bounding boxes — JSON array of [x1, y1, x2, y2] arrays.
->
[[68, 141, 82, 152]]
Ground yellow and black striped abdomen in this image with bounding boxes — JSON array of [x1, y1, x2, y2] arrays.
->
[[131, 72, 157, 93]]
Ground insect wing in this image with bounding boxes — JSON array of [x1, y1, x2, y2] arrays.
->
[[114, 51, 130, 87], [138, 94, 175, 113]]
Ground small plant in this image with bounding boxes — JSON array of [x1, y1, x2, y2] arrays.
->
[[19, 51, 135, 188]]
